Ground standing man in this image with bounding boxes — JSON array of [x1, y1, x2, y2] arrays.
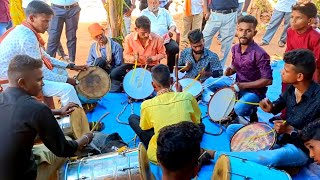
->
[[46, 0, 81, 62], [0, 0, 12, 37], [202, 0, 238, 67], [141, 0, 179, 71]]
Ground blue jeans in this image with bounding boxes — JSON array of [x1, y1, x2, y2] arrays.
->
[[234, 91, 260, 116], [0, 21, 12, 37], [202, 12, 237, 67], [262, 9, 291, 44], [216, 124, 309, 167]]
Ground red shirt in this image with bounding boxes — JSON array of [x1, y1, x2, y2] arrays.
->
[[0, 0, 11, 23]]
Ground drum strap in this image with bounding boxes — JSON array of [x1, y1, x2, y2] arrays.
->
[[95, 37, 112, 64]]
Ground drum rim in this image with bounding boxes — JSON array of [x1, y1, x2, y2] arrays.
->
[[123, 68, 154, 100], [212, 154, 231, 180], [172, 78, 203, 97], [76, 66, 111, 99], [70, 107, 90, 139], [230, 122, 277, 152], [207, 87, 236, 122]]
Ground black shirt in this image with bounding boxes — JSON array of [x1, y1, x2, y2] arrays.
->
[[0, 88, 78, 180]]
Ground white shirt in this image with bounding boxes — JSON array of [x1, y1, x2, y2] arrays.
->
[[238, 0, 245, 3], [274, 0, 297, 12], [141, 8, 176, 37], [22, 0, 49, 8], [183, 0, 203, 15], [0, 25, 68, 82], [50, 0, 78, 6]]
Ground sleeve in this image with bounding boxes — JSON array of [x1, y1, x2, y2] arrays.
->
[[257, 51, 273, 80], [209, 52, 223, 77], [190, 95, 201, 124], [312, 36, 320, 69], [33, 107, 78, 157], [86, 44, 96, 65], [231, 46, 236, 67], [155, 37, 167, 65], [140, 105, 154, 130], [43, 49, 68, 68], [123, 35, 135, 64], [178, 49, 187, 66], [21, 37, 68, 82], [285, 29, 294, 52], [112, 41, 124, 66], [166, 11, 176, 29], [271, 88, 289, 115]]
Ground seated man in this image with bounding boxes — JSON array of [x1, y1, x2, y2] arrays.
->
[[141, 0, 179, 71], [110, 16, 167, 84], [157, 121, 203, 180], [87, 23, 123, 74], [0, 1, 86, 107], [206, 15, 272, 121], [210, 49, 319, 169], [0, 55, 93, 180], [128, 64, 202, 163]]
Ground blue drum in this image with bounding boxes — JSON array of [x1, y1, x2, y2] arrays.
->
[[75, 66, 111, 104], [212, 155, 292, 180], [123, 68, 154, 100]]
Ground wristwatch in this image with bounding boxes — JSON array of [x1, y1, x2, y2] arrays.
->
[[67, 63, 75, 69], [290, 130, 299, 138]]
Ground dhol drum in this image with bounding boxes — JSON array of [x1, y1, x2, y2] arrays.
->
[[76, 66, 111, 104], [123, 68, 154, 100], [56, 107, 90, 139], [60, 143, 155, 180], [212, 154, 292, 180], [208, 88, 236, 122], [230, 123, 276, 152], [172, 78, 203, 97]]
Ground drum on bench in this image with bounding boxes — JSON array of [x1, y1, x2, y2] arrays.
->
[[212, 154, 292, 180], [60, 143, 155, 180], [57, 107, 90, 139], [76, 66, 111, 104]]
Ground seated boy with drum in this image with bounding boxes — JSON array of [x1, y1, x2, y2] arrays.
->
[[210, 49, 320, 170], [110, 16, 167, 90], [0, 55, 94, 180], [128, 64, 204, 164], [86, 23, 123, 75]]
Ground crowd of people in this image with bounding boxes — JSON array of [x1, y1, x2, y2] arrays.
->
[[0, 0, 319, 179]]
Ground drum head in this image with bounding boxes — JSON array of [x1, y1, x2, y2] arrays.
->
[[230, 123, 276, 152], [208, 88, 236, 121], [70, 107, 90, 139], [212, 155, 231, 180], [138, 143, 155, 180], [172, 78, 203, 97], [76, 66, 111, 100], [123, 68, 154, 100]]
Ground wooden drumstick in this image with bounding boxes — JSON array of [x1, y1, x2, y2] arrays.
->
[[90, 112, 110, 132], [174, 54, 180, 91]]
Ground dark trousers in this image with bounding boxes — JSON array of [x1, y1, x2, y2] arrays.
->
[[94, 57, 112, 74], [165, 39, 179, 72], [129, 114, 154, 149], [110, 64, 134, 81], [47, 5, 81, 62]]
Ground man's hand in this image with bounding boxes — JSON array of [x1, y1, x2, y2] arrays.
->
[[199, 69, 209, 78], [67, 77, 77, 86], [204, 10, 210, 21], [180, 62, 192, 72], [274, 120, 294, 134], [146, 56, 153, 64], [59, 102, 78, 116], [259, 98, 273, 113], [175, 81, 182, 92], [68, 65, 88, 71], [76, 132, 94, 149], [224, 67, 235, 76]]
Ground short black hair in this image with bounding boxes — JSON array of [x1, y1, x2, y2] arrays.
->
[[151, 64, 171, 87], [283, 49, 316, 80], [292, 2, 318, 19], [135, 16, 151, 30], [238, 15, 258, 28], [188, 29, 203, 44], [157, 121, 203, 171], [301, 119, 320, 142], [8, 55, 43, 81], [25, 1, 54, 17]]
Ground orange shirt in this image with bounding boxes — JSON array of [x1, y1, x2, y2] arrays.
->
[[123, 32, 167, 66]]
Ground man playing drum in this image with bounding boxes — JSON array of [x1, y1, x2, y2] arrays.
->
[[110, 16, 167, 87], [0, 55, 94, 180], [209, 49, 320, 170], [128, 64, 205, 163], [0, 1, 87, 107]]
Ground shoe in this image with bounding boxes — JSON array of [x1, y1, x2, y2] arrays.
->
[[259, 42, 269, 46], [278, 41, 286, 48]]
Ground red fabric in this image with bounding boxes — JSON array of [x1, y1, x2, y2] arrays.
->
[[0, 0, 11, 23]]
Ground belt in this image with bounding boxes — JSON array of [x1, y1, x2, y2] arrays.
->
[[211, 8, 238, 14], [51, 2, 79, 9]]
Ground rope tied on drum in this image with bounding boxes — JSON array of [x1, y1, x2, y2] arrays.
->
[[116, 99, 135, 125]]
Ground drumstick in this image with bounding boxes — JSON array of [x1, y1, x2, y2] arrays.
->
[[130, 54, 139, 84], [174, 54, 179, 89], [137, 64, 148, 87], [90, 112, 110, 132], [183, 67, 204, 92]]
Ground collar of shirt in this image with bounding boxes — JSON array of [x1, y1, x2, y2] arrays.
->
[[133, 32, 153, 48], [141, 8, 174, 36], [289, 82, 319, 103], [235, 40, 256, 55]]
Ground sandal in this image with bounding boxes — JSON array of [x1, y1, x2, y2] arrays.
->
[[278, 41, 286, 48], [259, 42, 269, 46], [89, 121, 105, 131]]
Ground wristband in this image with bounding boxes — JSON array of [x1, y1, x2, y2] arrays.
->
[[233, 84, 240, 92]]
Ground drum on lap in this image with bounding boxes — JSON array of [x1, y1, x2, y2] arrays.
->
[[60, 143, 155, 180], [76, 66, 111, 104], [171, 78, 203, 98], [212, 154, 292, 180]]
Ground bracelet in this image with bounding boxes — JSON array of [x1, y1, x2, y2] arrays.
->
[[67, 63, 75, 69], [233, 84, 240, 92]]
